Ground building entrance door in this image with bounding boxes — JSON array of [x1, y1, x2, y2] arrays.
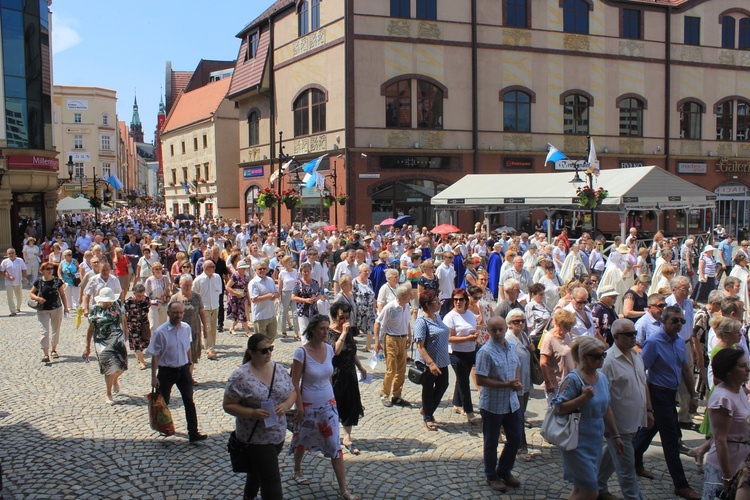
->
[[715, 183, 750, 238], [12, 193, 45, 253], [371, 180, 448, 228]]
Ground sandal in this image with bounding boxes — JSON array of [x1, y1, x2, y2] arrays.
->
[[423, 420, 438, 431], [453, 406, 465, 415], [343, 442, 361, 455], [41, 356, 50, 363], [293, 470, 310, 485], [466, 413, 481, 424], [339, 490, 360, 500], [138, 362, 147, 370], [192, 379, 200, 386], [517, 452, 533, 462], [51, 350, 60, 359]]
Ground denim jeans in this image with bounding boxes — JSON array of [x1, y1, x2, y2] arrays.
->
[[598, 432, 644, 499], [480, 408, 522, 479]]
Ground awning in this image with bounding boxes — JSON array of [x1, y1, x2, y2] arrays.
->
[[431, 166, 717, 211], [56, 196, 93, 213]]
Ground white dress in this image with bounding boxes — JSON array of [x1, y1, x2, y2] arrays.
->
[[598, 252, 631, 315], [730, 265, 750, 322]]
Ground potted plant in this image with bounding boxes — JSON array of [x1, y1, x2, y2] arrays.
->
[[281, 188, 302, 209], [188, 195, 207, 205], [323, 194, 336, 208], [337, 194, 349, 206], [88, 197, 103, 209], [257, 187, 278, 209], [575, 186, 608, 210]]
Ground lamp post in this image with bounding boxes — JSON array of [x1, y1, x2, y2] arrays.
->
[[324, 161, 339, 227], [58, 155, 74, 188], [274, 131, 303, 246], [569, 135, 596, 235]]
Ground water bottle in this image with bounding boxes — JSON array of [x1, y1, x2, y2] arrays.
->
[[378, 351, 385, 363]]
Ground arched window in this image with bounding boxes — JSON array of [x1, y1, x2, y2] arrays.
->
[[294, 92, 309, 137], [416, 81, 443, 129], [738, 101, 750, 142], [503, 91, 531, 132], [245, 185, 261, 221], [722, 16, 736, 48], [298, 1, 309, 36], [740, 18, 750, 49], [716, 101, 734, 141], [618, 98, 644, 137], [563, 94, 590, 135], [563, 0, 590, 35], [311, 89, 326, 133], [385, 80, 411, 128], [293, 88, 327, 137], [248, 111, 260, 146], [679, 101, 703, 139], [312, 0, 321, 31]]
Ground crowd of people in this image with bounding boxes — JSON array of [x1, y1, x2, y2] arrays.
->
[[9, 207, 750, 499]]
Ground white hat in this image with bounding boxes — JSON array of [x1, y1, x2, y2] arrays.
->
[[703, 245, 716, 252], [236, 261, 251, 269], [616, 244, 630, 254], [94, 287, 117, 304], [598, 285, 619, 299]]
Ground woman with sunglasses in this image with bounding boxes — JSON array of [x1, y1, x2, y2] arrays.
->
[[30, 262, 69, 363], [290, 314, 359, 500], [553, 336, 622, 500], [505, 308, 536, 460], [223, 334, 296, 500], [443, 288, 481, 423]]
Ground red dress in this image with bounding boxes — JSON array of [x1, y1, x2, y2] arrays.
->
[[114, 256, 129, 277]]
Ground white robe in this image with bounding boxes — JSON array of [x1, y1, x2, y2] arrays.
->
[[559, 251, 585, 283], [730, 265, 750, 323], [648, 257, 667, 296], [598, 252, 631, 315]]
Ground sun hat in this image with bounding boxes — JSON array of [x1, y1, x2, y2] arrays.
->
[[94, 287, 117, 304], [598, 285, 619, 299], [616, 244, 630, 254], [703, 244, 716, 252], [236, 261, 251, 269]]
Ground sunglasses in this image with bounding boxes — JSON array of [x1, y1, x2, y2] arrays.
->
[[509, 319, 525, 325], [618, 331, 637, 337], [652, 303, 666, 309], [586, 352, 607, 361], [253, 346, 274, 355], [453, 298, 467, 302], [670, 318, 687, 325]]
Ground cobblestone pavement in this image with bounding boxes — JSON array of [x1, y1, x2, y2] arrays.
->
[[0, 287, 705, 499]]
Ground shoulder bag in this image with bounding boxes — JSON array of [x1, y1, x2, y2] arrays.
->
[[227, 362, 276, 473], [540, 371, 586, 451], [521, 329, 545, 385], [285, 348, 307, 432], [408, 317, 430, 385]]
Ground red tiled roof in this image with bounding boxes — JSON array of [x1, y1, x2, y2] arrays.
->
[[228, 28, 270, 98], [237, 0, 295, 37], [162, 78, 231, 135]]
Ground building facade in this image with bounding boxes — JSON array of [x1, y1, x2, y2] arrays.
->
[[231, 0, 750, 235], [161, 78, 240, 219], [0, 0, 59, 252], [53, 85, 121, 203]]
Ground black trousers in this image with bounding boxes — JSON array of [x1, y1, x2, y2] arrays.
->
[[421, 367, 449, 420], [218, 291, 225, 329], [450, 350, 476, 414], [157, 364, 198, 437], [243, 441, 284, 500]]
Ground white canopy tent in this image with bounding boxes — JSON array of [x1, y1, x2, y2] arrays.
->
[[431, 166, 717, 240], [56, 196, 93, 214]]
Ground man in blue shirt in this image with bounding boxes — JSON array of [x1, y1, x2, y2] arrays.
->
[[716, 234, 734, 281], [632, 306, 700, 500], [475, 316, 523, 493], [634, 293, 666, 350], [123, 233, 141, 290]]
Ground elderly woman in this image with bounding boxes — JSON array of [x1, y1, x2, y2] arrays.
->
[[23, 237, 40, 286], [622, 274, 650, 322], [553, 336, 623, 499], [135, 246, 157, 284], [83, 287, 128, 405], [30, 262, 68, 362], [443, 288, 481, 423], [417, 258, 440, 299], [326, 302, 366, 455], [124, 283, 150, 370], [290, 314, 359, 500], [276, 255, 300, 340], [333, 275, 358, 327], [693, 245, 718, 303], [223, 334, 296, 500], [552, 239, 567, 273], [292, 261, 323, 336], [170, 274, 207, 384], [540, 308, 576, 402], [505, 308, 535, 460], [377, 268, 400, 312], [58, 249, 81, 309], [145, 262, 170, 331], [701, 348, 750, 499], [537, 260, 563, 310], [654, 264, 676, 297], [414, 289, 451, 431], [353, 264, 377, 352], [525, 282, 552, 344], [227, 261, 252, 337], [47, 242, 63, 277], [730, 253, 750, 322]]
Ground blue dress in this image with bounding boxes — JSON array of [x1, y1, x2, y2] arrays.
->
[[554, 369, 610, 492]]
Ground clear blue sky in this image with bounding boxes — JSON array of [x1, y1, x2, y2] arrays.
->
[[51, 0, 266, 142]]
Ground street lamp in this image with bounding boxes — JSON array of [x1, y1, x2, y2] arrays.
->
[[569, 135, 596, 235], [274, 131, 303, 246], [58, 155, 74, 188]]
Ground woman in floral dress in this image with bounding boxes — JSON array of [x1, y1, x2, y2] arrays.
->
[[292, 262, 323, 338], [352, 264, 377, 351], [124, 283, 150, 370], [227, 261, 251, 336], [83, 287, 128, 405]]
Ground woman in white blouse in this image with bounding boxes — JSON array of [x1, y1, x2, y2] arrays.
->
[[376, 268, 400, 313], [145, 262, 170, 330], [23, 237, 41, 286], [276, 255, 300, 340], [443, 288, 480, 424]]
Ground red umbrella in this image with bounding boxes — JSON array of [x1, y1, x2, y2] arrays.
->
[[324, 225, 338, 231], [430, 224, 461, 235], [380, 217, 396, 226]]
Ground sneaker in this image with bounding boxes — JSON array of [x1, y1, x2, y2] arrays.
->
[[391, 397, 411, 407], [189, 433, 208, 443], [381, 395, 393, 407]]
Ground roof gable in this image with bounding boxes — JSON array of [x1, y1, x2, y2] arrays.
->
[[229, 28, 271, 98], [162, 78, 231, 135]]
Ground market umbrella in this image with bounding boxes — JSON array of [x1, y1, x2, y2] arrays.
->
[[309, 221, 330, 230], [324, 225, 338, 231], [56, 196, 93, 214], [380, 217, 396, 226], [430, 224, 461, 235], [393, 215, 412, 228], [175, 213, 196, 221], [495, 226, 515, 233]]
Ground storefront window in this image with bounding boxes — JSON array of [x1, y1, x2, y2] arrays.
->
[[245, 185, 261, 222], [371, 179, 448, 228]]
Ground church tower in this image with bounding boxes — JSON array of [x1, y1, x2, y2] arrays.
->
[[130, 94, 144, 142], [156, 94, 166, 175]]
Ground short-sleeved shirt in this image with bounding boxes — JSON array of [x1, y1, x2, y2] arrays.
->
[[224, 362, 295, 445], [539, 330, 574, 388], [435, 263, 456, 299], [641, 329, 687, 390], [591, 301, 618, 345], [635, 313, 662, 348], [1, 257, 26, 285], [294, 345, 335, 407], [665, 294, 694, 342], [146, 321, 192, 367], [475, 339, 520, 415], [249, 276, 277, 321], [443, 309, 478, 353], [705, 386, 750, 472], [375, 299, 411, 336], [33, 277, 64, 310], [601, 344, 648, 433], [413, 315, 450, 368]]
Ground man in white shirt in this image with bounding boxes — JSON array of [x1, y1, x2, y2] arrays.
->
[[261, 235, 278, 259], [82, 262, 122, 313], [1, 248, 26, 315], [307, 249, 327, 289], [374, 284, 413, 408], [147, 302, 207, 442], [249, 258, 279, 342], [498, 256, 532, 301], [192, 259, 223, 359], [333, 250, 358, 294], [436, 251, 456, 316], [75, 229, 92, 257]]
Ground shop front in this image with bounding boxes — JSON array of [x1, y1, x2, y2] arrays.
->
[[714, 183, 750, 239]]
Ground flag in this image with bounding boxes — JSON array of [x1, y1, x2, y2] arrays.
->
[[545, 144, 568, 164], [301, 155, 328, 174], [303, 172, 318, 189], [315, 173, 326, 192], [186, 181, 196, 190], [281, 159, 294, 173], [106, 174, 123, 190], [182, 181, 189, 195], [588, 137, 600, 176]]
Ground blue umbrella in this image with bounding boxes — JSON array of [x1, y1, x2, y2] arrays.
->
[[393, 215, 412, 227]]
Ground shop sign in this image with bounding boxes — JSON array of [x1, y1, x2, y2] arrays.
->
[[66, 99, 88, 110], [715, 185, 748, 196], [8, 155, 58, 170], [380, 156, 451, 169], [554, 160, 584, 171], [623, 196, 639, 203], [68, 152, 91, 162], [619, 160, 645, 169], [668, 196, 682, 201], [503, 157, 533, 169], [503, 198, 525, 204], [447, 199, 465, 205], [678, 162, 707, 174], [242, 166, 263, 178], [358, 173, 380, 179], [717, 157, 750, 177]]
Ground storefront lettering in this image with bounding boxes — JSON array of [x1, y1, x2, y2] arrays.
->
[[8, 155, 59, 170], [717, 157, 750, 176], [242, 166, 264, 178]]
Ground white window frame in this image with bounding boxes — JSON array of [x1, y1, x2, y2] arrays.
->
[[73, 135, 83, 149], [100, 134, 112, 151], [102, 113, 109, 125], [74, 162, 84, 179], [73, 113, 82, 123], [101, 162, 112, 178]]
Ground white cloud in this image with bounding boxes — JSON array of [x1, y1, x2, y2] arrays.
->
[[51, 16, 82, 54]]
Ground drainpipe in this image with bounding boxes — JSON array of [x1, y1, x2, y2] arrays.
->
[[471, 0, 480, 225], [259, 18, 276, 225], [664, 6, 672, 173]]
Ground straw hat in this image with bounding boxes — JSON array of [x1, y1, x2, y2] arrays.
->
[[616, 244, 630, 254], [598, 285, 619, 299]]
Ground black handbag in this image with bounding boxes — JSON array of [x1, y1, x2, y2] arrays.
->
[[227, 363, 276, 473], [408, 360, 427, 385]]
